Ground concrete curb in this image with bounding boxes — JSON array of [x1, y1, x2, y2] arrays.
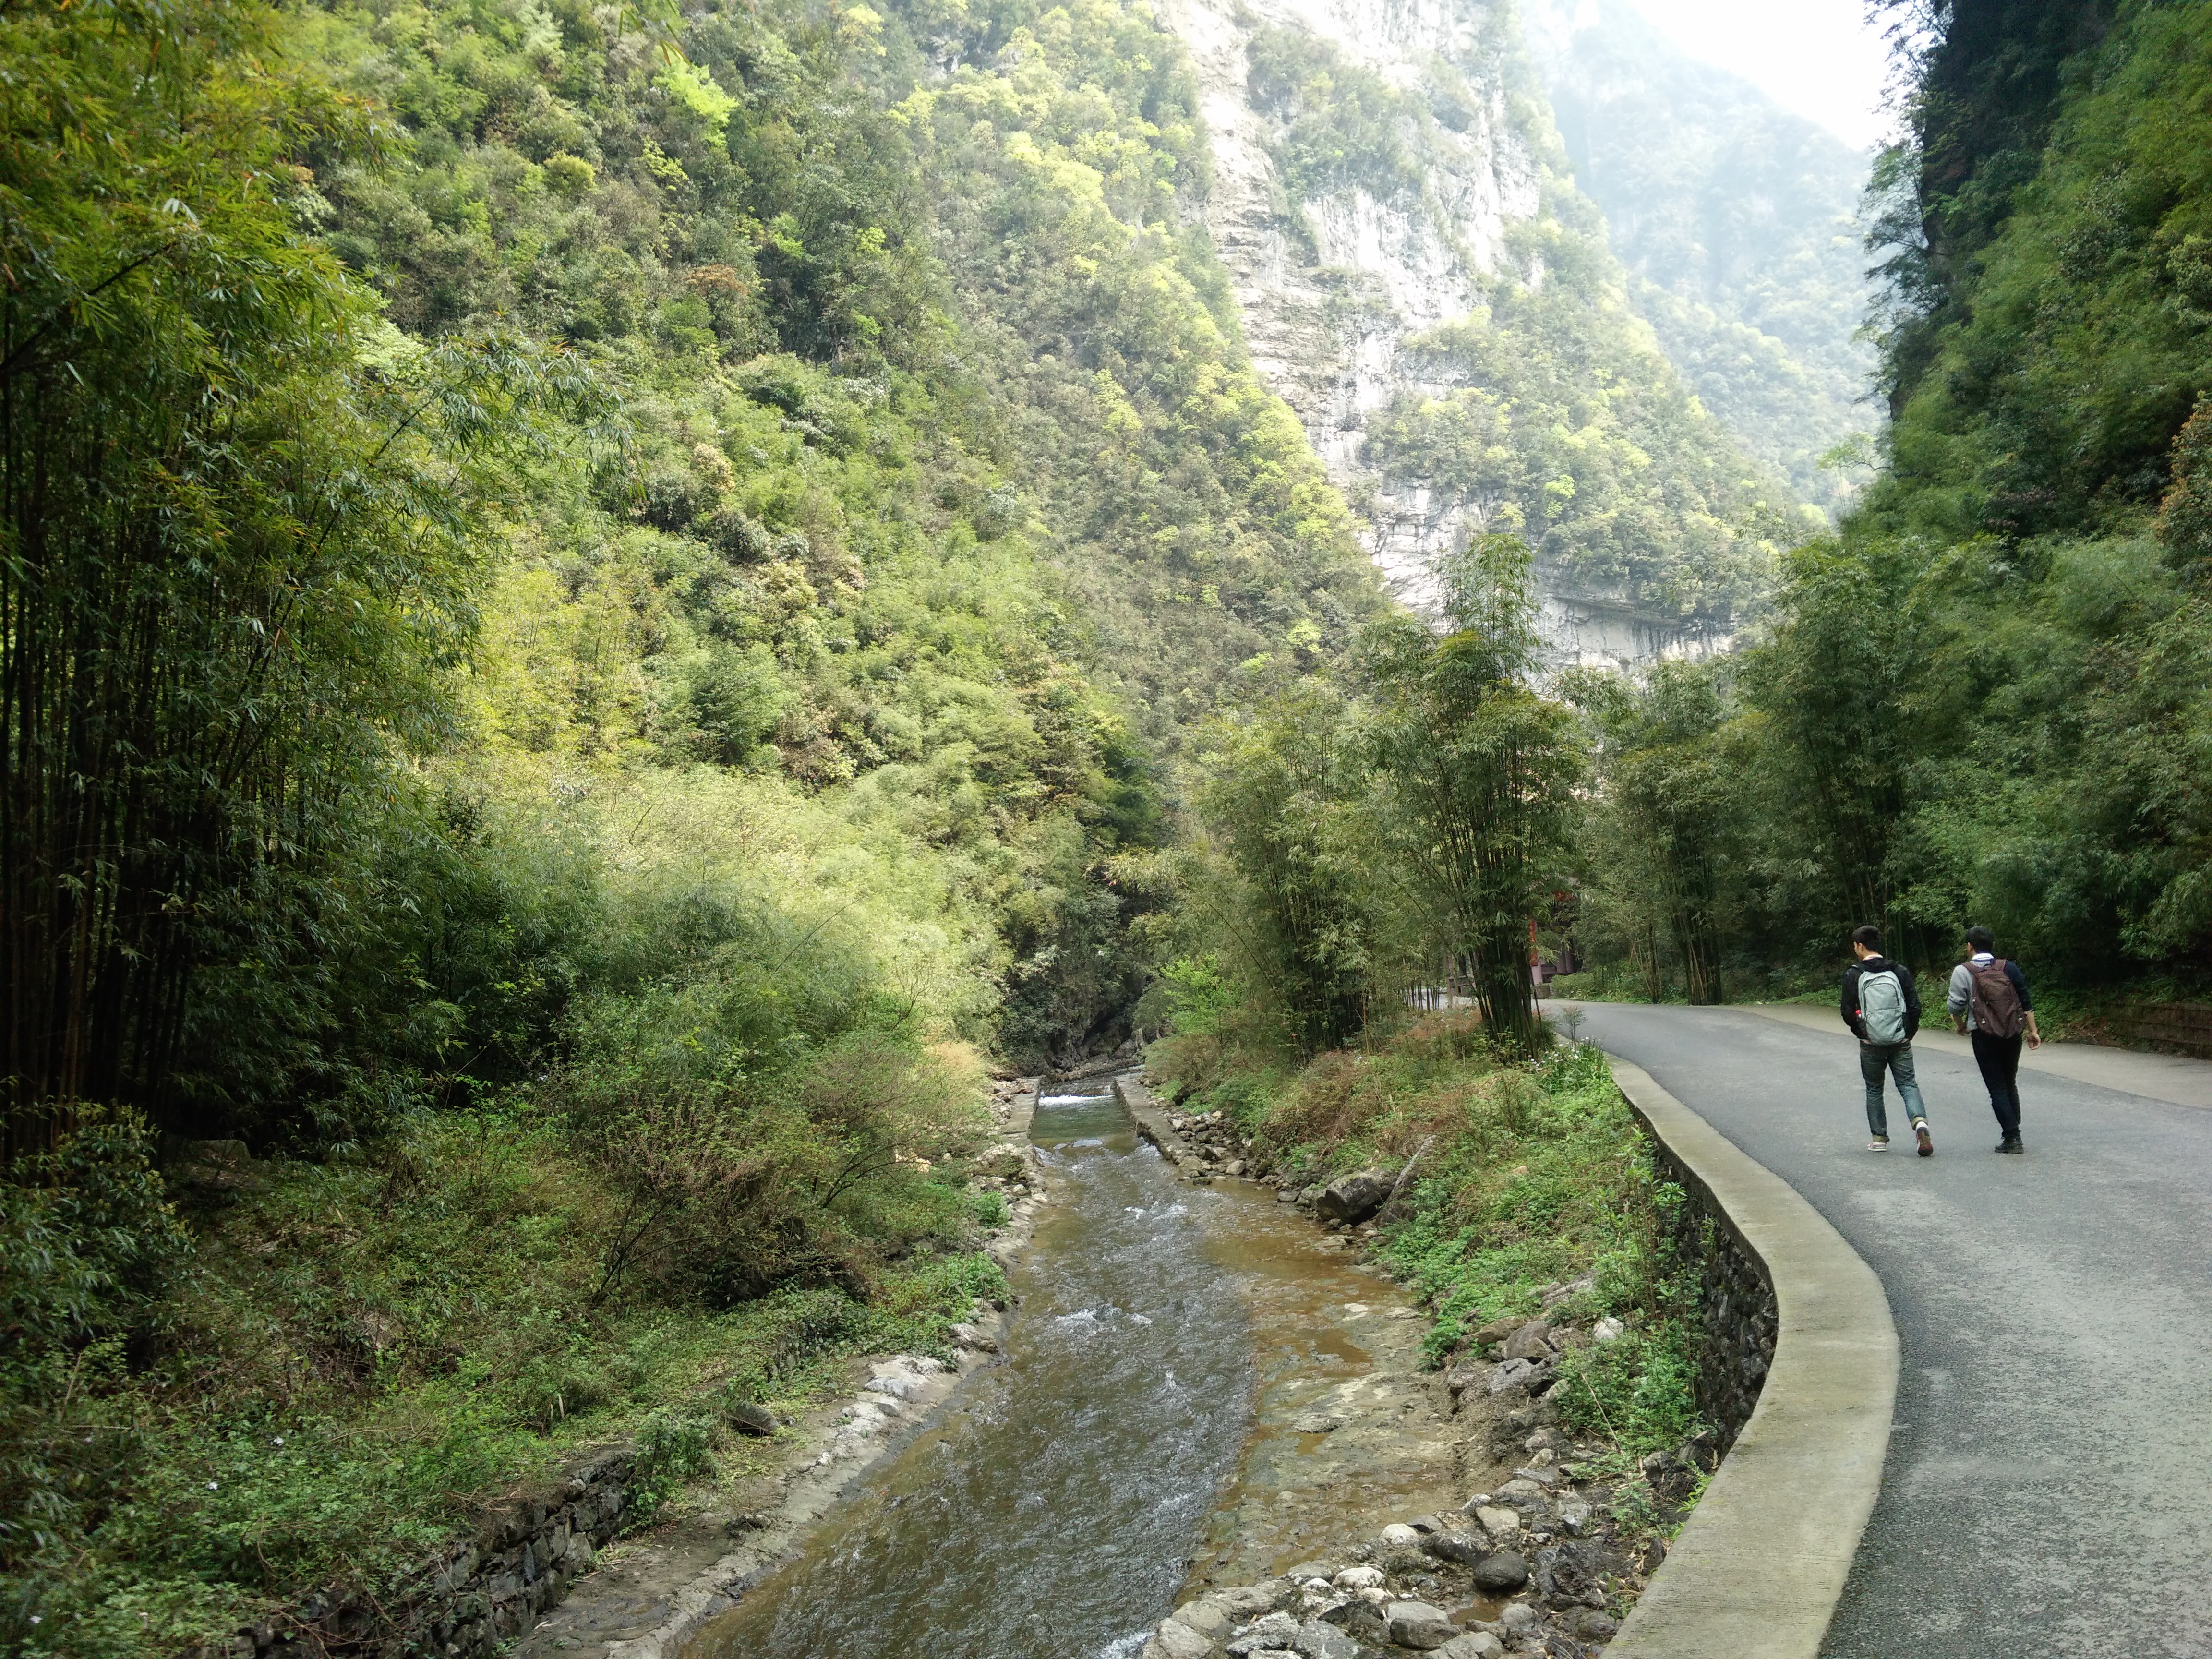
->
[[1605, 1057, 1899, 1659]]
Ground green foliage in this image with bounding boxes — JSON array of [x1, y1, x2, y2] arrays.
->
[[1192, 675, 1382, 1052], [1246, 24, 1424, 201], [1531, 0, 1876, 511], [1367, 268, 1793, 620], [1551, 0, 2212, 998], [0, 0, 617, 1150], [1568, 661, 1743, 1004], [1154, 955, 1240, 1039], [1361, 538, 1587, 1054], [1, 1111, 193, 1569], [1242, 24, 1801, 621], [3, 1110, 1005, 1654], [1551, 1322, 1701, 1462]]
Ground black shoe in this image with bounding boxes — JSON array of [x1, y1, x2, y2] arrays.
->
[[1996, 1135, 2024, 1154]]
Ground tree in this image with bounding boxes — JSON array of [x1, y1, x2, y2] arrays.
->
[[0, 0, 608, 1156], [1195, 671, 1377, 1053], [1361, 536, 1586, 1054], [1571, 661, 1741, 1005], [1737, 537, 1931, 953]]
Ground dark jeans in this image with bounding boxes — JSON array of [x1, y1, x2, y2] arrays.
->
[[1859, 1041, 1928, 1139], [1972, 1030, 2024, 1136]]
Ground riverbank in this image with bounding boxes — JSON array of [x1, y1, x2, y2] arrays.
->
[[43, 1071, 1046, 1659], [1130, 1022, 1717, 1656], [497, 1078, 1057, 1659]]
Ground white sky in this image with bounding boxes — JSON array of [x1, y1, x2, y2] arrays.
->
[[1622, 0, 1896, 150]]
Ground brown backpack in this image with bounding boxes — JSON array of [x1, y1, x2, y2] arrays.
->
[[1968, 958, 2026, 1038]]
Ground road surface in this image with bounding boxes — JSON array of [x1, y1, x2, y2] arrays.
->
[[1566, 1001, 2212, 1659]]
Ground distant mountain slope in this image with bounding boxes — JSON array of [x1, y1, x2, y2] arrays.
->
[[1156, 0, 1800, 669], [1521, 0, 1878, 513]]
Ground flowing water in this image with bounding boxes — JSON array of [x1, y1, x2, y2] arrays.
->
[[689, 1079, 1257, 1659]]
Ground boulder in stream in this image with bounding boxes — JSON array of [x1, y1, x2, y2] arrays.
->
[[1313, 1169, 1393, 1224], [1383, 1600, 1458, 1650], [1471, 1551, 1531, 1592]]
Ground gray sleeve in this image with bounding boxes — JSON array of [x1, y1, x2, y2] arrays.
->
[[1946, 963, 1972, 1017]]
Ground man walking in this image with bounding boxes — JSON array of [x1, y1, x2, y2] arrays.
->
[[1948, 926, 2040, 1153], [1842, 925, 1933, 1155]]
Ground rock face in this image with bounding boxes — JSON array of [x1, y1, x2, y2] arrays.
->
[[1155, 0, 1750, 663], [1313, 1169, 1394, 1224]]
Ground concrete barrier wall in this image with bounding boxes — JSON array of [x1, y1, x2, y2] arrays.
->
[[1608, 1058, 1899, 1659]]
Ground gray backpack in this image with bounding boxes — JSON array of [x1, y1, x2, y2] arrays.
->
[[1858, 966, 1909, 1046]]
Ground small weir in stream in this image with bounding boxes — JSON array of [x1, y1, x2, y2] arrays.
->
[[689, 1077, 1256, 1658]]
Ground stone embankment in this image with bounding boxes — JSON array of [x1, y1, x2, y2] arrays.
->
[[1126, 1073, 1748, 1659]]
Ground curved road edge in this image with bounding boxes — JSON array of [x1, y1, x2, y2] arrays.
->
[[1606, 1056, 1900, 1659]]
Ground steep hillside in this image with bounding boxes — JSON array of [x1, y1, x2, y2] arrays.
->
[[1521, 0, 1879, 514], [1156, 0, 1802, 668]]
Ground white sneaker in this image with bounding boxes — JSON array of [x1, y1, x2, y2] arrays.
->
[[1869, 1137, 1890, 1152]]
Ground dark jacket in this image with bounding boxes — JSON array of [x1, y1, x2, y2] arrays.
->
[[1842, 956, 1920, 1043]]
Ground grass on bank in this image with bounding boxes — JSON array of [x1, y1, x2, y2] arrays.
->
[[1149, 1007, 1705, 1465], [1, 1095, 1009, 1659]]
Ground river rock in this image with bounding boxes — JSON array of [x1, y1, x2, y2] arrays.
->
[[1473, 1505, 1521, 1540], [1537, 1541, 1624, 1610], [1420, 1532, 1484, 1566], [1383, 1600, 1458, 1650], [1143, 1619, 1212, 1659], [1381, 1523, 1422, 1547], [1276, 1187, 1299, 1203], [1215, 1583, 1295, 1618], [1436, 1636, 1505, 1659], [1472, 1313, 1530, 1346], [724, 1400, 775, 1437], [865, 1373, 922, 1401], [1332, 1566, 1385, 1590], [1499, 1602, 1539, 1632], [1592, 1316, 1625, 1344], [1293, 1620, 1360, 1659], [1313, 1170, 1393, 1224], [1319, 1598, 1390, 1646], [1486, 1358, 1540, 1396], [1225, 1611, 1302, 1654], [1501, 1322, 1554, 1362], [1170, 1598, 1235, 1636], [1472, 1552, 1531, 1592]]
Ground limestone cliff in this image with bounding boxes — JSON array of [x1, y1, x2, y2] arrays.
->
[[1159, 0, 1796, 667]]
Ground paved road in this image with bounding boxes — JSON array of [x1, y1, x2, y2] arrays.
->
[[1566, 1002, 2212, 1659]]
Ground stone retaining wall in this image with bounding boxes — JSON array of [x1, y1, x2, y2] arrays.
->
[[192, 1447, 639, 1659], [1639, 1106, 1778, 1453], [2101, 1001, 2212, 1057]]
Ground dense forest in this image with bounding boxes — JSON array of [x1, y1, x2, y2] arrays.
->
[[1561, 0, 2212, 1001], [2, 0, 1386, 1642], [7, 0, 2211, 1647]]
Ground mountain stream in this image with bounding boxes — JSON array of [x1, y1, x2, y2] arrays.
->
[[686, 1075, 1462, 1658]]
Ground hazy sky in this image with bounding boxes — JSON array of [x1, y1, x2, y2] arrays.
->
[[1623, 0, 1896, 149]]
